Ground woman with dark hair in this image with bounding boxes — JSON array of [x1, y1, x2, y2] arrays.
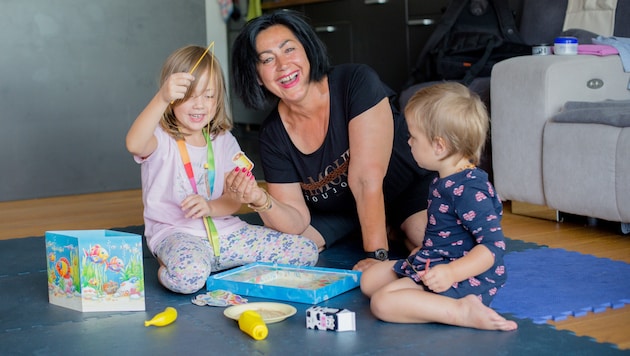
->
[[227, 10, 436, 271], [231, 11, 331, 111]]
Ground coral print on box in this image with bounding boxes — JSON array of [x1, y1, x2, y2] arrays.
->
[[45, 230, 145, 312]]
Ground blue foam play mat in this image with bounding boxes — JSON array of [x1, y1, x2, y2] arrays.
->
[[492, 247, 630, 324]]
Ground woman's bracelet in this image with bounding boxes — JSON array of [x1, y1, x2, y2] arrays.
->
[[247, 188, 272, 212]]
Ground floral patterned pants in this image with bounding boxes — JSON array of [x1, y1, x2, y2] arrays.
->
[[154, 225, 318, 294]]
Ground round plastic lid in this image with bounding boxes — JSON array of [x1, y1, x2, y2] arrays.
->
[[554, 36, 578, 44]]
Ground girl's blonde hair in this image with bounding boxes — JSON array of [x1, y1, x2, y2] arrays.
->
[[404, 82, 488, 165], [159, 45, 232, 139]]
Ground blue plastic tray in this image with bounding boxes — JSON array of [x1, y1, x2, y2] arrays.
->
[[206, 262, 361, 304]]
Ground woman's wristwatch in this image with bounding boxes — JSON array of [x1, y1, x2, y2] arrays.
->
[[366, 248, 389, 261]]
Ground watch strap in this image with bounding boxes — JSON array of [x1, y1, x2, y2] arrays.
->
[[366, 249, 389, 261]]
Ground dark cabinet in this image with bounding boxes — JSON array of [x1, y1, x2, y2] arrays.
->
[[302, 0, 448, 92], [406, 1, 449, 87], [230, 0, 448, 124], [300, 0, 408, 91], [306, 0, 448, 92], [312, 22, 353, 64], [227, 18, 270, 125], [303, 1, 354, 65], [350, 0, 408, 92]]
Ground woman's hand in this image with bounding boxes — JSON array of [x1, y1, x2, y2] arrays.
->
[[225, 167, 265, 206], [353, 257, 383, 272]]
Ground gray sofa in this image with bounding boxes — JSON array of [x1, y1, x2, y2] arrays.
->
[[490, 1, 630, 230]]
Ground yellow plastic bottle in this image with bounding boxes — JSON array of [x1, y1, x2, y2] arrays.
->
[[145, 306, 178, 327], [238, 310, 268, 340]]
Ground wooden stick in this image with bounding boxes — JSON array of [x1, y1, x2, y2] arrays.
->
[[189, 41, 214, 75], [171, 42, 215, 104]]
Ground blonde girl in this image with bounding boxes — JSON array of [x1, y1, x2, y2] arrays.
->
[[126, 45, 318, 294]]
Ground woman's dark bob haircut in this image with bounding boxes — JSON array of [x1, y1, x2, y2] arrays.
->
[[231, 10, 331, 110]]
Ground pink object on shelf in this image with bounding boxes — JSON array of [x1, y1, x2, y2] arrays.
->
[[578, 44, 619, 56]]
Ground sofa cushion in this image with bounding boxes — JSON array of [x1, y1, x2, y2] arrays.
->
[[543, 122, 623, 222], [552, 99, 630, 127]]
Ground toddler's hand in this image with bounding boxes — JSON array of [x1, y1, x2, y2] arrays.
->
[[421, 264, 456, 293], [181, 194, 211, 219], [162, 72, 195, 103]]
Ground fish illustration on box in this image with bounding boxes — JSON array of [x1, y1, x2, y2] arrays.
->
[[55, 257, 72, 279], [45, 230, 145, 312], [107, 256, 125, 272], [85, 244, 109, 264]]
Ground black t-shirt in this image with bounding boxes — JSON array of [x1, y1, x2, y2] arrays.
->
[[259, 63, 431, 214]]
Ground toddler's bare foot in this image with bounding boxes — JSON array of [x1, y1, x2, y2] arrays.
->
[[458, 294, 518, 331]]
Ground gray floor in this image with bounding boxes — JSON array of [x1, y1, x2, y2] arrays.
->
[[1, 228, 626, 355], [1, 126, 626, 355]]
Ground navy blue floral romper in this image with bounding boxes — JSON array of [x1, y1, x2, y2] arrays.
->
[[393, 168, 508, 306]]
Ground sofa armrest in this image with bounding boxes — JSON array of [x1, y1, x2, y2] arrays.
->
[[490, 54, 630, 205]]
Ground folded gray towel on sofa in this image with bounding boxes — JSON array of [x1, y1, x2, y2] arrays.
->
[[552, 99, 630, 127], [564, 99, 630, 110]]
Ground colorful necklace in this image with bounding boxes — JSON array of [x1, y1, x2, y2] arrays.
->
[[176, 128, 220, 257]]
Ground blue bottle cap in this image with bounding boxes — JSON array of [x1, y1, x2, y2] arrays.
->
[[554, 36, 578, 44]]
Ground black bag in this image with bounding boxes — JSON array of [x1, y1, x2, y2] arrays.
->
[[406, 0, 531, 87]]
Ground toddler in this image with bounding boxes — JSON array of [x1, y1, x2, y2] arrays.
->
[[360, 82, 517, 331]]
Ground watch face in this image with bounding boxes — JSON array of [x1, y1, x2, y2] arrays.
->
[[375, 249, 388, 260], [367, 249, 388, 261]]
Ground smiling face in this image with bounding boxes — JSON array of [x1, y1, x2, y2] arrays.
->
[[255, 24, 311, 104], [173, 69, 218, 137]]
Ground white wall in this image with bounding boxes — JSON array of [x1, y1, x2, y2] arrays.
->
[[206, 0, 230, 95]]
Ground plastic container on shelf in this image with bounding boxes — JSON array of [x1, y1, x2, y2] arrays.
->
[[554, 36, 578, 55]]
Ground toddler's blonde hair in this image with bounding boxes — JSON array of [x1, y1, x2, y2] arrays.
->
[[404, 82, 488, 165]]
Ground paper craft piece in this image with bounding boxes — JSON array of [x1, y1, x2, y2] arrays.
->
[[232, 151, 254, 171], [206, 262, 361, 304], [306, 306, 356, 332], [192, 290, 248, 307]]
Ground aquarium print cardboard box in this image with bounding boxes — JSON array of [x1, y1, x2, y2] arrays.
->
[[45, 230, 145, 312]]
